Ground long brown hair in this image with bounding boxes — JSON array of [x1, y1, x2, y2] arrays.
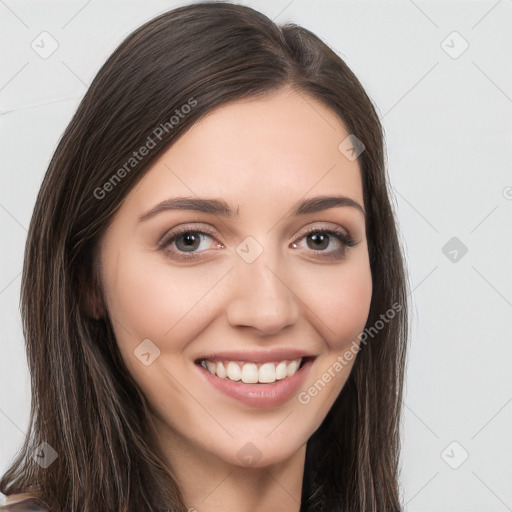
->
[[0, 2, 408, 510]]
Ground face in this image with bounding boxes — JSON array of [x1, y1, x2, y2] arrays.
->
[[97, 87, 372, 470]]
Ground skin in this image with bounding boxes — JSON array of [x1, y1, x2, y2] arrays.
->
[[97, 86, 372, 512]]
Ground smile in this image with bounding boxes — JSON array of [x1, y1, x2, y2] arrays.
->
[[199, 358, 303, 384], [194, 352, 315, 408]]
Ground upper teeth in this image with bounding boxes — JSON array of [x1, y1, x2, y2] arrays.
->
[[200, 358, 302, 384]]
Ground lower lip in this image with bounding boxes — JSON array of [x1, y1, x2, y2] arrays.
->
[[196, 359, 314, 408]]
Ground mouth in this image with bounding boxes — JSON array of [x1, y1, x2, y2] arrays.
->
[[194, 352, 316, 408], [195, 356, 312, 384]]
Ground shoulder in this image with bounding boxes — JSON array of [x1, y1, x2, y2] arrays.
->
[[0, 494, 50, 511]]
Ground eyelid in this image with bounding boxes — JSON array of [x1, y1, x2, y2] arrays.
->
[[160, 221, 355, 243], [292, 222, 357, 244], [158, 223, 219, 245], [158, 221, 359, 261]]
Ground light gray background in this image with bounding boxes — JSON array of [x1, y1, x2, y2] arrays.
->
[[1, 0, 511, 510]]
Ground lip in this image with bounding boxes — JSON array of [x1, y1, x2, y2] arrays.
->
[[195, 356, 315, 408], [194, 348, 315, 364]]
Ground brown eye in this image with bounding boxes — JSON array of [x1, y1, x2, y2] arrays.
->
[[175, 232, 203, 252], [306, 233, 330, 251], [290, 228, 357, 261], [159, 227, 223, 261]]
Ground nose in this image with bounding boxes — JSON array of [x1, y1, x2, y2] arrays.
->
[[225, 255, 300, 337]]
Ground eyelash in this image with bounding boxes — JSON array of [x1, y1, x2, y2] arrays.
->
[[158, 225, 357, 262]]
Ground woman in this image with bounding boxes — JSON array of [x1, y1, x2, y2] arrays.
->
[[0, 2, 408, 511]]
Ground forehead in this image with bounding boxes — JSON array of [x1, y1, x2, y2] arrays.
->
[[126, 88, 364, 214]]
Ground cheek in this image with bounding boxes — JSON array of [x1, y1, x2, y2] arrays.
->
[[299, 255, 372, 350], [101, 248, 226, 348], [102, 252, 169, 339]]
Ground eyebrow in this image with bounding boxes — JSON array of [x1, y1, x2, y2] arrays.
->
[[138, 194, 365, 222]]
